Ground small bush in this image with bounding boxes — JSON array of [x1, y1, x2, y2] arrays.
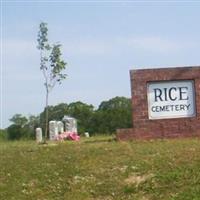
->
[[0, 129, 7, 141], [7, 125, 34, 140]]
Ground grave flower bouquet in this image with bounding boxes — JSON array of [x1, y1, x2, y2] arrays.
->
[[55, 132, 80, 141]]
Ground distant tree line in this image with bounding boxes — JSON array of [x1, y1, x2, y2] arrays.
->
[[2, 96, 132, 140]]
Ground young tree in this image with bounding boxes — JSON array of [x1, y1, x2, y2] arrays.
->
[[37, 22, 67, 143]]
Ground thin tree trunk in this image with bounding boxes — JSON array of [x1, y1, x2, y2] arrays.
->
[[44, 88, 49, 143]]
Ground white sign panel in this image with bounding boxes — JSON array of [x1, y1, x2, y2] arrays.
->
[[147, 80, 196, 119]]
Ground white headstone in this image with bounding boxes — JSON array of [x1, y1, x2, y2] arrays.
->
[[57, 121, 64, 134], [35, 127, 43, 143], [49, 121, 58, 140], [84, 132, 90, 137], [63, 116, 77, 133]]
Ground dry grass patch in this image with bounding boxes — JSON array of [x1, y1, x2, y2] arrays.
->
[[124, 173, 154, 186]]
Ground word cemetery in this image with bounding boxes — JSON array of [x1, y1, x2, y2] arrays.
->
[[117, 66, 200, 140], [148, 80, 195, 119]]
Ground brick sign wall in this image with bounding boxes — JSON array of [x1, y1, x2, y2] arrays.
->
[[117, 66, 200, 140]]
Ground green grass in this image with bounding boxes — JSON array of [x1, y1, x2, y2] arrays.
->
[[1, 136, 200, 200]]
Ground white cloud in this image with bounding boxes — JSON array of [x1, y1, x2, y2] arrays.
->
[[61, 35, 198, 57], [3, 35, 196, 62], [62, 38, 114, 57], [3, 39, 38, 59], [117, 36, 182, 53]]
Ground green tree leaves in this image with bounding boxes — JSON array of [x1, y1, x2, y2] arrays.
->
[[37, 22, 67, 92], [9, 114, 28, 128], [7, 114, 39, 140], [49, 44, 67, 86], [37, 22, 49, 51], [94, 97, 132, 133]]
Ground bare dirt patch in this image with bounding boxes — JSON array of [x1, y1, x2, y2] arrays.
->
[[124, 173, 154, 186]]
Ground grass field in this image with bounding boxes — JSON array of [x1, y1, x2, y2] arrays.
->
[[1, 136, 200, 200]]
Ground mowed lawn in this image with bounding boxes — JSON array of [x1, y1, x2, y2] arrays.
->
[[1, 136, 200, 200]]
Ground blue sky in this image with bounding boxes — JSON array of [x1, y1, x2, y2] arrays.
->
[[1, 1, 200, 128]]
